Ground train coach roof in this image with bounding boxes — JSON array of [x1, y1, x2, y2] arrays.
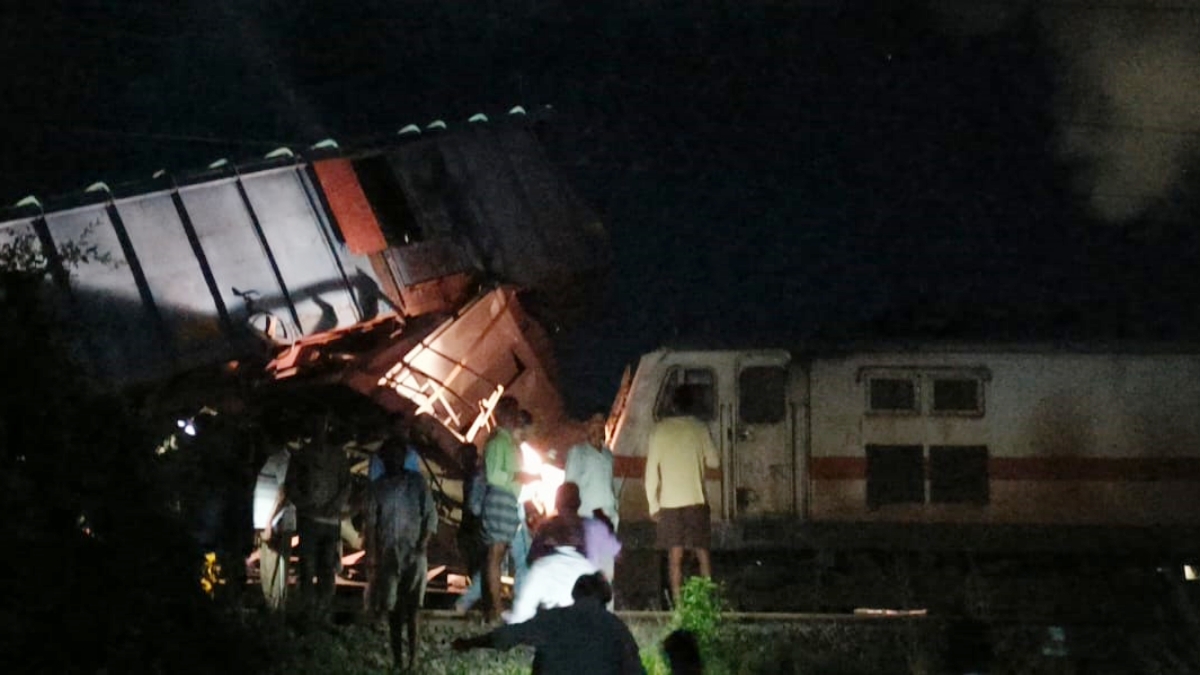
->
[[649, 339, 1200, 360], [802, 339, 1200, 357], [0, 105, 553, 221]]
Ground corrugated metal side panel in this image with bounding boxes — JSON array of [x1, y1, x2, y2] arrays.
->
[[43, 205, 164, 383], [311, 159, 388, 255], [240, 170, 364, 333], [117, 192, 226, 357]]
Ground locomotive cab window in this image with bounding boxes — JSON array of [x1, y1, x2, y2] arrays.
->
[[867, 377, 918, 414], [655, 367, 716, 421]]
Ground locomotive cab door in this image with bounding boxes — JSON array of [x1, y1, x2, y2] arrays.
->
[[733, 353, 794, 518]]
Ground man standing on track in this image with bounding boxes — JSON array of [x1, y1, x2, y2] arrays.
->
[[287, 411, 352, 621], [364, 439, 437, 671], [565, 410, 619, 531], [644, 385, 719, 606], [480, 395, 536, 621]]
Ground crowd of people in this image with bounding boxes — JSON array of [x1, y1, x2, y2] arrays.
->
[[247, 386, 718, 674]]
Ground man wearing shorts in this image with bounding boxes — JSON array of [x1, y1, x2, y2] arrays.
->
[[364, 440, 437, 671], [644, 385, 719, 605]]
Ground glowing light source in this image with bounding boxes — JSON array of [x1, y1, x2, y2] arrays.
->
[[518, 442, 564, 515]]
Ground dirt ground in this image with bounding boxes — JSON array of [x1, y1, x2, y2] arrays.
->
[[255, 609, 1159, 675]]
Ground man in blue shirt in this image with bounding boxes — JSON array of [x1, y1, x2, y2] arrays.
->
[[565, 411, 619, 531]]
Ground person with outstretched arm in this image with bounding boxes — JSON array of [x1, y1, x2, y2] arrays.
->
[[453, 572, 645, 675]]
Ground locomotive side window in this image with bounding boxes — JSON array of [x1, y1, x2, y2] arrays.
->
[[929, 445, 989, 504], [931, 378, 983, 416], [654, 367, 716, 421], [738, 366, 787, 424], [866, 444, 924, 509], [868, 377, 918, 414]]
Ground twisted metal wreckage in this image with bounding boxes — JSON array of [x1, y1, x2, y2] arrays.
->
[[0, 108, 607, 593]]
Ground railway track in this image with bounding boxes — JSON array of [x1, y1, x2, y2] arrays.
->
[[420, 608, 931, 623]]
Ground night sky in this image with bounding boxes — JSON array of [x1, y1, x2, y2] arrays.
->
[[5, 1, 1200, 414]]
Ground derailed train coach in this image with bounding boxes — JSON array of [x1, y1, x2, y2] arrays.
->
[[607, 343, 1200, 561], [0, 106, 606, 395], [0, 108, 606, 602]]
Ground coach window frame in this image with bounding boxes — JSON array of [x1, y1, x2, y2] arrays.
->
[[860, 367, 990, 418], [928, 376, 985, 418], [865, 374, 921, 416]]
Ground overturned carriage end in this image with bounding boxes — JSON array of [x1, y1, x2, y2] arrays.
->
[[260, 286, 571, 509]]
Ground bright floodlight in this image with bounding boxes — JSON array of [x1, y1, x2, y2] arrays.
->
[[518, 442, 565, 515]]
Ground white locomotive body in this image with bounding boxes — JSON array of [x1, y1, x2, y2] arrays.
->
[[608, 343, 1200, 554]]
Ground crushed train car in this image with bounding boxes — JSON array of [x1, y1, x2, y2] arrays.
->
[[0, 106, 606, 393], [1, 109, 607, 604]]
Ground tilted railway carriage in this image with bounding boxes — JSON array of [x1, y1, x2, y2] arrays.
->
[[608, 343, 1200, 557]]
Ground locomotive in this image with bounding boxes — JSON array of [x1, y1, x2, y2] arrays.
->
[[605, 342, 1200, 556]]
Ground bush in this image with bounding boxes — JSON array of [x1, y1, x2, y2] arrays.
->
[[0, 272, 264, 673]]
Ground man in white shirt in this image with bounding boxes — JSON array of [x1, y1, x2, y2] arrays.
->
[[507, 517, 597, 624], [454, 572, 645, 675], [564, 412, 619, 531], [643, 385, 719, 606]]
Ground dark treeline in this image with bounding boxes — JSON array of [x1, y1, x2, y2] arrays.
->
[[0, 272, 266, 673]]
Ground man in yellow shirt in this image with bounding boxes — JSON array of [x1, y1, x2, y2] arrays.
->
[[643, 385, 719, 605]]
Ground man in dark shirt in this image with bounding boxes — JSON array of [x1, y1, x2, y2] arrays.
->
[[364, 436, 438, 671], [452, 572, 645, 675], [287, 411, 352, 619]]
